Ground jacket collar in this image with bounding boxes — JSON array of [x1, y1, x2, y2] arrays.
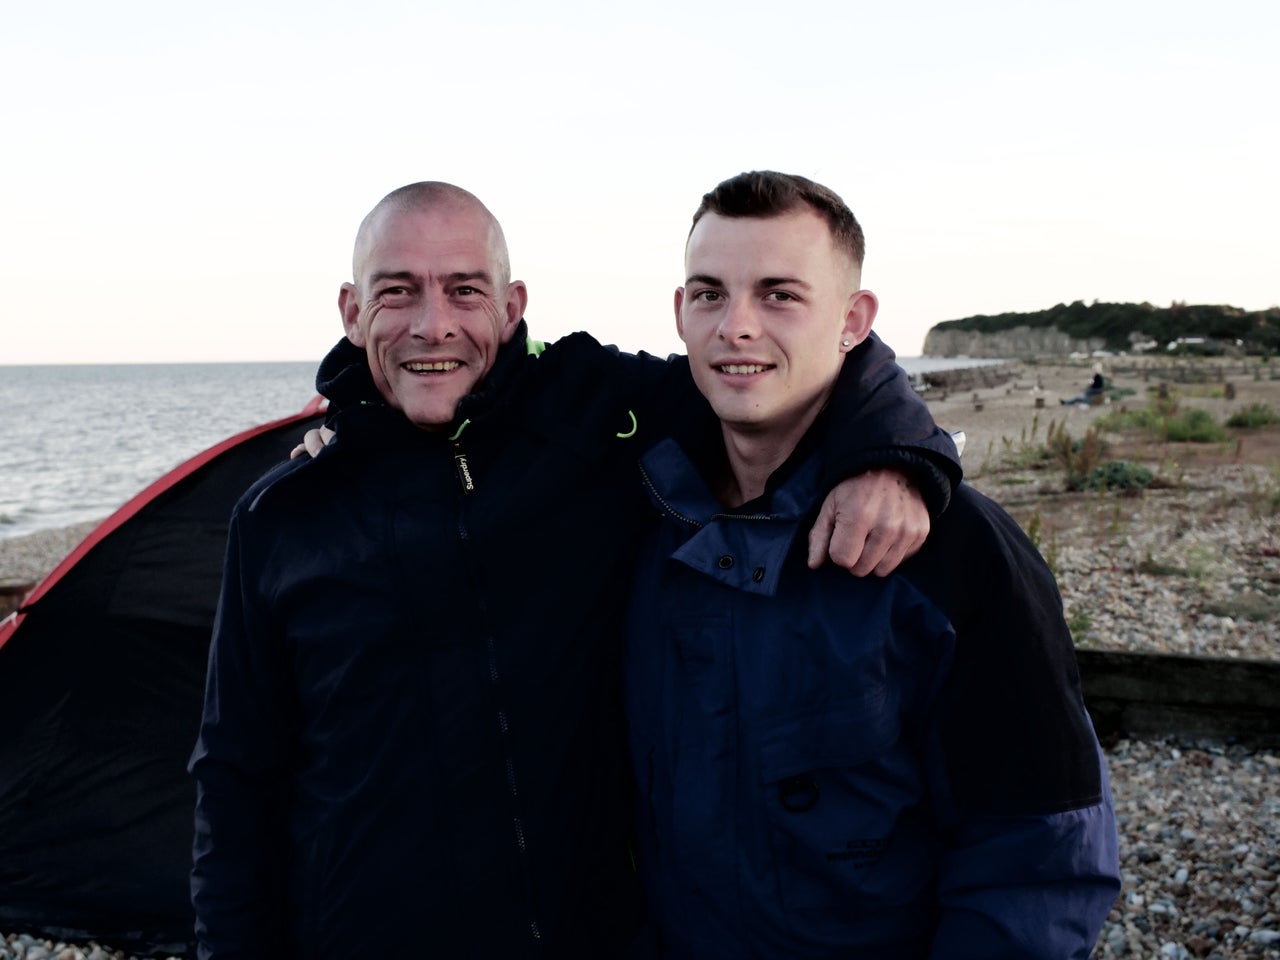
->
[[639, 436, 822, 598], [314, 322, 532, 446]]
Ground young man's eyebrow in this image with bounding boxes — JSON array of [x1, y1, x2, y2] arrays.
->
[[685, 273, 724, 287], [758, 276, 812, 290]]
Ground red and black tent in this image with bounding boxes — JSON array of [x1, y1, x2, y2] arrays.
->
[[0, 399, 325, 955]]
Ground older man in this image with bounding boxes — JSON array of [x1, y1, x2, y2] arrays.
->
[[190, 182, 961, 958], [625, 171, 1120, 958]]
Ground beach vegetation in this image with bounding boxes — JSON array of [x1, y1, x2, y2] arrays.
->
[[1226, 403, 1279, 429], [1140, 545, 1216, 583], [1048, 424, 1105, 490], [1065, 607, 1092, 645], [1162, 408, 1228, 443], [1244, 466, 1280, 517], [1082, 461, 1155, 492], [1095, 396, 1229, 444]]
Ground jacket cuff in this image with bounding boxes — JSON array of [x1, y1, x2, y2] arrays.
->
[[823, 447, 956, 519]]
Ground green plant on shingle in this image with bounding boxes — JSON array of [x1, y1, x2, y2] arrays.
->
[[1083, 461, 1155, 492], [1025, 512, 1043, 551], [1048, 424, 1104, 491], [1162, 408, 1228, 443], [1065, 607, 1092, 645], [1246, 466, 1280, 517], [1183, 545, 1216, 583], [1226, 403, 1279, 428]]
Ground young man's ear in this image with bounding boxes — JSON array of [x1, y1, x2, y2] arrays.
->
[[840, 288, 879, 350], [499, 281, 529, 343], [673, 287, 687, 342], [339, 283, 365, 348]]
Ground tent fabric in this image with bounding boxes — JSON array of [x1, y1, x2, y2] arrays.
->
[[0, 400, 326, 956]]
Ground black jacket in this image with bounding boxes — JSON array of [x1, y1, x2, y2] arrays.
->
[[189, 326, 960, 958]]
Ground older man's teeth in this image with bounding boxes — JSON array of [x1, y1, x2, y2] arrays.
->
[[404, 361, 461, 373], [719, 364, 769, 375]]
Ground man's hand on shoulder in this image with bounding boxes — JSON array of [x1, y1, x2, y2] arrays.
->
[[807, 468, 929, 577], [289, 425, 336, 460]]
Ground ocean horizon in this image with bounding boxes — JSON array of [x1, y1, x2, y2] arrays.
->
[[0, 356, 1007, 541]]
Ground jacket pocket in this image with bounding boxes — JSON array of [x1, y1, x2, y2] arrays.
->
[[757, 693, 931, 914]]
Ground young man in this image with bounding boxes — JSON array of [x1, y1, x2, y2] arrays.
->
[[624, 171, 1121, 958], [190, 182, 962, 958]]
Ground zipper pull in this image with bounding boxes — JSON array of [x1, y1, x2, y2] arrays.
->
[[454, 443, 476, 494]]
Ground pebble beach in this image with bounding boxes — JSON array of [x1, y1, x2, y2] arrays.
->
[[3, 358, 1278, 959]]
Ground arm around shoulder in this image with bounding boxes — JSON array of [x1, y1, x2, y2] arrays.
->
[[819, 333, 961, 518]]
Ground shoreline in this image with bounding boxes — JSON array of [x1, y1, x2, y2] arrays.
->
[[4, 357, 1278, 664]]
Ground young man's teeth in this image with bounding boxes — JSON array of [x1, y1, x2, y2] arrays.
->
[[404, 361, 461, 373], [720, 363, 768, 375]]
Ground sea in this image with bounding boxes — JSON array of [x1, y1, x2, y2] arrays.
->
[[0, 356, 1006, 541]]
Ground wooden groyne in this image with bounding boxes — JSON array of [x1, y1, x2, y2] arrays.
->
[[913, 362, 1020, 397], [1078, 649, 1280, 745]]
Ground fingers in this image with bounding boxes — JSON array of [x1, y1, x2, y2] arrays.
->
[[301, 427, 334, 459], [807, 500, 838, 569], [809, 468, 932, 578], [828, 512, 882, 577], [289, 442, 307, 460]]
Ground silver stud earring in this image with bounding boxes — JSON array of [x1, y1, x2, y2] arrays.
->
[[841, 339, 851, 348]]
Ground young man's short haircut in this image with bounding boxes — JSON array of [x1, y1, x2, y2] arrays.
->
[[689, 170, 866, 267]]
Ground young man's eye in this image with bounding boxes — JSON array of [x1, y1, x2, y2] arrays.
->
[[765, 291, 796, 302], [692, 289, 722, 302]]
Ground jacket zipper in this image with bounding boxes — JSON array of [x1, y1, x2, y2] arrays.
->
[[639, 464, 703, 529], [454, 443, 476, 494], [453, 430, 543, 951]]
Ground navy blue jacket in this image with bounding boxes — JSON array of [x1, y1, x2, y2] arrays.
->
[[625, 436, 1120, 959], [190, 326, 961, 958]]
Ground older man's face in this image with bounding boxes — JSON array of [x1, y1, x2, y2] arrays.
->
[[340, 202, 526, 430]]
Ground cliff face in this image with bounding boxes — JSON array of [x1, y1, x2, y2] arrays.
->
[[922, 324, 1106, 358]]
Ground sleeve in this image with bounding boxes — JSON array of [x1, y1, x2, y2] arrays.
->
[[189, 506, 293, 959], [543, 332, 961, 515], [928, 773, 1120, 959], [911, 488, 1121, 958], [818, 332, 962, 517]]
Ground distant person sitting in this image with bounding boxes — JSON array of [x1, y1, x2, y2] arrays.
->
[[1062, 368, 1106, 405]]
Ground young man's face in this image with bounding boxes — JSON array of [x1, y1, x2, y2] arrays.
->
[[676, 209, 877, 449], [340, 201, 527, 430]]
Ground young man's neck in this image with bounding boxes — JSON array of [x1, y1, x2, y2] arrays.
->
[[715, 416, 815, 508]]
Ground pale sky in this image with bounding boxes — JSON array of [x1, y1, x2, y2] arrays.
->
[[2, 0, 1276, 366]]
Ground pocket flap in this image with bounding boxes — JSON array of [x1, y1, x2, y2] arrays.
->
[[758, 688, 898, 783]]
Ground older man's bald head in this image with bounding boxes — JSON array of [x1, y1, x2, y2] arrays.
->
[[352, 181, 512, 289]]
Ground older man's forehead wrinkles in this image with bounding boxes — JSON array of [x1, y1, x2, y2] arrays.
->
[[368, 270, 418, 286], [367, 269, 495, 286]]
